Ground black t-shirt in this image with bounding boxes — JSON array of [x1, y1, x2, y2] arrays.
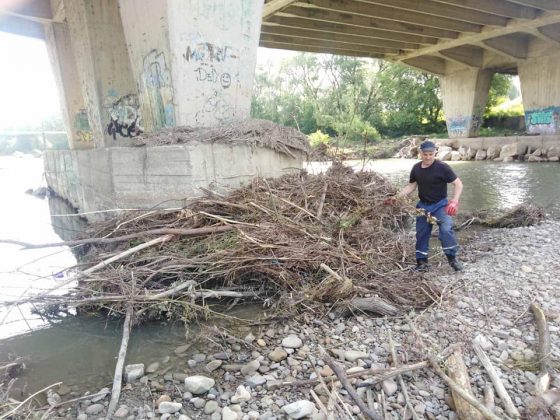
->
[[409, 160, 457, 204]]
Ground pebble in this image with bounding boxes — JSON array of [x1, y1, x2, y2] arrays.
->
[[230, 385, 251, 404], [282, 400, 317, 419], [268, 348, 288, 362], [281, 335, 303, 349], [85, 404, 104, 415], [184, 376, 215, 394], [204, 400, 219, 414], [158, 402, 183, 414], [206, 360, 223, 372], [124, 364, 145, 382]]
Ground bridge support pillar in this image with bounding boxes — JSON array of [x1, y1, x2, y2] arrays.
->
[[45, 22, 92, 149], [117, 0, 264, 130], [441, 68, 492, 138], [64, 0, 138, 147], [519, 55, 560, 135]]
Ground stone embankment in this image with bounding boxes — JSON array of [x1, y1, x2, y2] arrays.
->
[[399, 137, 560, 163], [48, 221, 560, 419]]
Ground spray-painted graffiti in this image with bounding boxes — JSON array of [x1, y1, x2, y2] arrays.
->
[[104, 93, 144, 140], [447, 116, 469, 137], [73, 109, 93, 142], [183, 43, 237, 63], [195, 64, 232, 89], [195, 89, 234, 124], [526, 106, 560, 134], [143, 50, 175, 130]]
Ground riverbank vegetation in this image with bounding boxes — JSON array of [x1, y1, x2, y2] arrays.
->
[[251, 53, 522, 153]]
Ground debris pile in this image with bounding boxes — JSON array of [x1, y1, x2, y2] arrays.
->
[[29, 164, 439, 321]]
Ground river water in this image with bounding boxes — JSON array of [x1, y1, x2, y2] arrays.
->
[[0, 155, 559, 397]]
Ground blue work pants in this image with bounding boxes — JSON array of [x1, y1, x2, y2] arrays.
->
[[415, 198, 458, 260]]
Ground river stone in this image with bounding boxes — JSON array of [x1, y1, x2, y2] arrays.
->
[[487, 145, 501, 159], [241, 359, 260, 376], [159, 402, 183, 414], [382, 379, 398, 396], [178, 416, 192, 420], [344, 350, 368, 362], [114, 406, 129, 418], [231, 385, 251, 404], [191, 397, 206, 409], [85, 403, 104, 415], [282, 335, 303, 349], [451, 151, 461, 161], [247, 374, 266, 387], [91, 387, 110, 402], [77, 414, 87, 420], [156, 395, 172, 407], [146, 362, 160, 373], [222, 406, 240, 420], [184, 375, 215, 394], [174, 344, 191, 355], [124, 363, 145, 382], [268, 347, 288, 362], [282, 400, 317, 419], [204, 400, 219, 414], [206, 360, 223, 372]]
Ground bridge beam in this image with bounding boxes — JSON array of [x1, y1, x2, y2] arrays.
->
[[118, 0, 264, 129], [440, 68, 492, 138], [519, 54, 560, 135]]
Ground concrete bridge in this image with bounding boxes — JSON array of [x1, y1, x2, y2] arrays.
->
[[1, 0, 560, 216]]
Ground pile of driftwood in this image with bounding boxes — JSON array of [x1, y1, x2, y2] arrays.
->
[[458, 204, 546, 231]]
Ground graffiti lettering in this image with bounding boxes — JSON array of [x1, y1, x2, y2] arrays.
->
[[195, 65, 231, 89], [195, 89, 234, 124], [183, 43, 237, 63], [104, 93, 143, 140], [526, 106, 560, 135], [447, 116, 469, 138], [73, 109, 93, 142], [143, 50, 175, 130]]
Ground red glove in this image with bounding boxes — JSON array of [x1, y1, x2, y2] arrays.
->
[[383, 196, 397, 206], [446, 200, 459, 216]]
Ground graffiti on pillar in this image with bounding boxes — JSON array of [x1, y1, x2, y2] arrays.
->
[[195, 89, 234, 124], [194, 64, 232, 89], [447, 116, 469, 138], [74, 109, 93, 142], [525, 106, 560, 135], [142, 50, 176, 130], [183, 43, 237, 63], [104, 93, 144, 140]]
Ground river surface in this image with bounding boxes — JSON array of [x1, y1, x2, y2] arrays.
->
[[0, 155, 559, 397]]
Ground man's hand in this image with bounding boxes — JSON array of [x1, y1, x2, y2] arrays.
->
[[446, 200, 459, 216], [383, 196, 397, 206]]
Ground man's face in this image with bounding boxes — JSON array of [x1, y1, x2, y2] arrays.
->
[[420, 150, 435, 166]]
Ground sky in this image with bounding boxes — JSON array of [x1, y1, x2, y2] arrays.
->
[[0, 32, 61, 130]]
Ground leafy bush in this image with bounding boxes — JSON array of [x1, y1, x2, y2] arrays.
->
[[308, 130, 330, 147]]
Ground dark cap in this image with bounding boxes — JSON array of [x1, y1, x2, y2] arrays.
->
[[419, 140, 436, 152]]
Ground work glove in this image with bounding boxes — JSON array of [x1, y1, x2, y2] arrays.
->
[[445, 200, 459, 216], [383, 196, 397, 206]]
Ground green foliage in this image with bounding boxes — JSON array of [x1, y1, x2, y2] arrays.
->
[[308, 130, 330, 147], [251, 54, 447, 141], [485, 74, 514, 117]]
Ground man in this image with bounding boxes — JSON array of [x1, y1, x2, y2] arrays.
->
[[386, 140, 463, 272]]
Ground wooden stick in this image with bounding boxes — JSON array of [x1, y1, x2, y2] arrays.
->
[[472, 342, 520, 418], [428, 354, 502, 420], [316, 182, 328, 220], [0, 225, 233, 249], [0, 382, 62, 419], [388, 331, 420, 420], [268, 361, 428, 389], [106, 305, 133, 418], [530, 302, 552, 373], [446, 347, 484, 420], [320, 346, 384, 420], [484, 386, 495, 412]]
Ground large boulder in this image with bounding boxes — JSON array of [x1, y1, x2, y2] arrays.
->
[[500, 143, 528, 159], [486, 145, 501, 159], [451, 151, 462, 161], [438, 150, 453, 161], [467, 147, 477, 160], [475, 150, 487, 160], [547, 147, 560, 158], [527, 155, 545, 162]]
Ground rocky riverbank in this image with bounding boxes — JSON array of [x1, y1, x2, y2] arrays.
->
[[31, 220, 560, 419]]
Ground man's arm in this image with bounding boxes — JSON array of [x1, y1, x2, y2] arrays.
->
[[450, 178, 463, 202], [397, 182, 417, 198]]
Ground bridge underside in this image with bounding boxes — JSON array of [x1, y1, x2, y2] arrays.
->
[[1, 0, 560, 140]]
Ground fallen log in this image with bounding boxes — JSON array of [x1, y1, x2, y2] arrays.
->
[[343, 296, 399, 317], [446, 347, 484, 420]]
